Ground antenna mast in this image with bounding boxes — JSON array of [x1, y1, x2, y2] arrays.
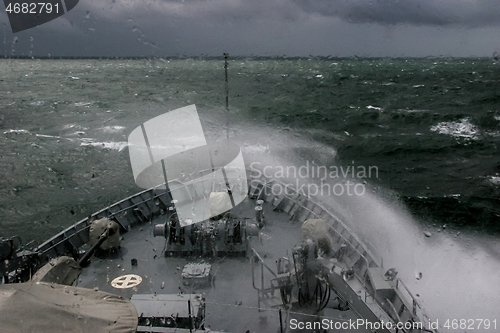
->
[[224, 53, 229, 112], [224, 52, 229, 139]]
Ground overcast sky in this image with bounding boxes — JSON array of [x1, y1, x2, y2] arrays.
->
[[1, 0, 500, 57]]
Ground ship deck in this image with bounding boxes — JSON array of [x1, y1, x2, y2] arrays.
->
[[28, 171, 435, 332], [77, 196, 372, 333]]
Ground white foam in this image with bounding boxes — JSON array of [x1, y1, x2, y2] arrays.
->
[[63, 124, 89, 131], [35, 134, 63, 139], [366, 105, 383, 111], [74, 102, 93, 107], [430, 118, 480, 140], [80, 139, 128, 151], [488, 176, 500, 185], [100, 125, 126, 133], [3, 129, 30, 134], [238, 121, 498, 330], [317, 188, 500, 331], [242, 144, 270, 154]]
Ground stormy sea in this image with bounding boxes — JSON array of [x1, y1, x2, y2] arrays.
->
[[1, 57, 499, 331]]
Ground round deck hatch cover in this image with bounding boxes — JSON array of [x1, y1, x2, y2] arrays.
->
[[111, 274, 142, 289]]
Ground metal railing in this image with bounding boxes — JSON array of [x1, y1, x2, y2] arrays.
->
[[247, 171, 437, 332]]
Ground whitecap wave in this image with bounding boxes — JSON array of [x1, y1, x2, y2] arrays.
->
[[100, 125, 126, 133], [35, 134, 64, 139], [80, 139, 128, 151], [488, 176, 500, 185], [3, 129, 30, 134], [430, 118, 480, 140], [63, 124, 89, 130], [74, 102, 93, 107]]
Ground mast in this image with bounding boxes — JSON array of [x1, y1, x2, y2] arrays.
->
[[224, 52, 229, 139], [224, 52, 229, 112]]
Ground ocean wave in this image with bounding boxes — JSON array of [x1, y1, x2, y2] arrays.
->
[[80, 139, 128, 151], [402, 195, 500, 233], [488, 176, 500, 186], [100, 125, 126, 133], [3, 129, 30, 134], [35, 134, 64, 139], [63, 124, 89, 130], [366, 105, 383, 111], [430, 118, 480, 140], [74, 102, 93, 107]]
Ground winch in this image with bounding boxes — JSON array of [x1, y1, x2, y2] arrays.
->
[[153, 215, 259, 257], [153, 193, 261, 257]]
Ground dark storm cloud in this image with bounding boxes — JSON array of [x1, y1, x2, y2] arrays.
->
[[2, 0, 499, 57], [293, 0, 500, 27], [97, 0, 500, 27], [55, 0, 500, 35], [81, 0, 304, 25]]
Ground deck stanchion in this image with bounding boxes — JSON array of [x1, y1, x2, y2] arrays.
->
[[279, 308, 283, 333]]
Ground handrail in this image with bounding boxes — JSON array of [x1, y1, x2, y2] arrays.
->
[[251, 248, 278, 279], [248, 173, 435, 330], [396, 277, 432, 325], [251, 176, 374, 267], [35, 174, 245, 257]]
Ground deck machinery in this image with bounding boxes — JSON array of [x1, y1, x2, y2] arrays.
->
[[153, 215, 259, 258]]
